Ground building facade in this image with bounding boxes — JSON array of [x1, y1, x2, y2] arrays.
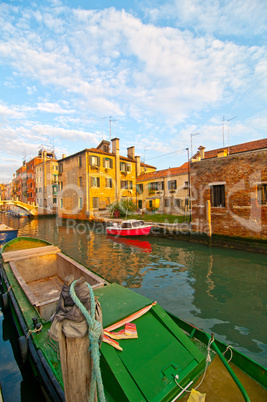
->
[[190, 139, 267, 239], [136, 163, 190, 214], [15, 163, 27, 202], [35, 150, 58, 211], [58, 139, 156, 220]]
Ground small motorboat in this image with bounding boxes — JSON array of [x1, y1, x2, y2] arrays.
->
[[106, 219, 152, 236], [0, 224, 18, 244]]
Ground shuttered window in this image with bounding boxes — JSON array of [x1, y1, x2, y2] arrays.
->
[[91, 177, 100, 187], [210, 185, 225, 207], [90, 156, 100, 167], [257, 184, 267, 205]]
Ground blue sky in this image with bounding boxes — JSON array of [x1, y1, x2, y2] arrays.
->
[[0, 0, 266, 182]]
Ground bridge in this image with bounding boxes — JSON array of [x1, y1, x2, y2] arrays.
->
[[0, 200, 39, 215]]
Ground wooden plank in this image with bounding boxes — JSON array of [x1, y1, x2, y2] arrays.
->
[[2, 245, 61, 262], [9, 261, 39, 306]]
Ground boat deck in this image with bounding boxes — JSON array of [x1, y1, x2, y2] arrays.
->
[[27, 275, 64, 305], [180, 355, 267, 401]]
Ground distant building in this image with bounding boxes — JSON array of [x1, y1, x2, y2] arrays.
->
[[190, 138, 267, 239], [26, 155, 44, 204], [57, 138, 156, 220], [136, 162, 189, 214], [15, 162, 27, 202], [0, 183, 6, 200], [35, 149, 58, 211]]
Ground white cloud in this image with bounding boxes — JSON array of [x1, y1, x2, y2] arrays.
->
[[143, 0, 267, 39]]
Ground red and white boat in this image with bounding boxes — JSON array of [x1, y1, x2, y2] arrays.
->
[[106, 219, 152, 236]]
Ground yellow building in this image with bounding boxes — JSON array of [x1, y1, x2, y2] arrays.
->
[[58, 138, 156, 220], [136, 162, 190, 214]]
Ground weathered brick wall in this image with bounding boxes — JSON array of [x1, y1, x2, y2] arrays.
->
[[191, 149, 267, 239]]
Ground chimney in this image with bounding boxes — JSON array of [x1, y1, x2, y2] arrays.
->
[[127, 146, 135, 159], [62, 154, 66, 159], [111, 138, 120, 154], [135, 156, 141, 176], [198, 146, 205, 159]]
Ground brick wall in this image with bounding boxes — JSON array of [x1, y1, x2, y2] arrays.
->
[[190, 149, 267, 239]]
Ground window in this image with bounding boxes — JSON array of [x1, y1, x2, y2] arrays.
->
[[79, 197, 83, 209], [138, 200, 142, 209], [184, 181, 189, 189], [59, 163, 63, 173], [126, 163, 131, 172], [121, 180, 133, 189], [91, 177, 100, 187], [79, 177, 82, 188], [257, 184, 267, 205], [93, 197, 99, 208], [60, 199, 63, 208], [105, 178, 112, 188], [168, 180, 177, 190], [164, 198, 170, 207], [39, 187, 42, 193], [149, 200, 153, 208], [137, 184, 143, 194], [175, 199, 182, 208], [53, 198, 57, 204], [90, 155, 100, 167], [120, 162, 126, 172], [104, 158, 113, 169], [78, 155, 82, 167], [148, 181, 159, 191], [210, 185, 225, 207]]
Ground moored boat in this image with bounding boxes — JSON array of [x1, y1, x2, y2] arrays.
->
[[0, 224, 18, 244], [0, 237, 266, 401], [106, 219, 152, 236]]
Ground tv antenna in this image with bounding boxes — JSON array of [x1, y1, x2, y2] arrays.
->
[[109, 116, 119, 141]]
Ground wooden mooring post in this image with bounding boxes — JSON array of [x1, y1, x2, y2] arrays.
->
[[50, 276, 99, 402], [59, 334, 96, 402]]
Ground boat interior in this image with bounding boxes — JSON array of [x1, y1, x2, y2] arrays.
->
[[2, 245, 107, 321]]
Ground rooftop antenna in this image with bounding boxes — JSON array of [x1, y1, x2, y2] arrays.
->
[[227, 116, 237, 154], [190, 132, 200, 158], [109, 116, 119, 141]]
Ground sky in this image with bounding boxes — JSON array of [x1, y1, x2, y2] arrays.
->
[[0, 0, 266, 182]]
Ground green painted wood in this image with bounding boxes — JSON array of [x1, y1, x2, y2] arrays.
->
[[94, 283, 153, 328], [96, 284, 206, 401]]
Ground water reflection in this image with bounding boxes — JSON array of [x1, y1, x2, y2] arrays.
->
[[1, 214, 266, 368], [107, 235, 152, 253]]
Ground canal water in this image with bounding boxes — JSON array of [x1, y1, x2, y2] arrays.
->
[[0, 215, 266, 401]]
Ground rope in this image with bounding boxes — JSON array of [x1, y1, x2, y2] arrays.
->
[[223, 345, 233, 363], [174, 337, 214, 394], [70, 280, 105, 402]]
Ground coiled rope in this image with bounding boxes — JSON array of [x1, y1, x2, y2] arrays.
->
[[70, 280, 105, 402]]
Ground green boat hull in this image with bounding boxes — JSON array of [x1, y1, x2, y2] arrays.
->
[[1, 237, 266, 401]]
